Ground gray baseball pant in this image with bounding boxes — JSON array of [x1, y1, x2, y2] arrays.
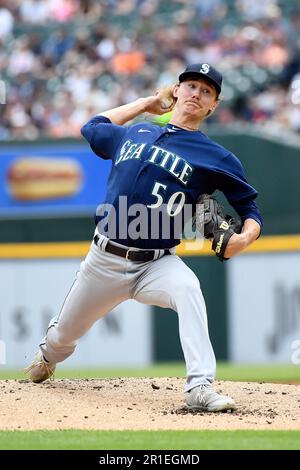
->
[[40, 233, 216, 391]]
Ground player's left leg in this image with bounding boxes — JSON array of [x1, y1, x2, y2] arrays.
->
[[132, 254, 235, 411], [132, 253, 216, 391]]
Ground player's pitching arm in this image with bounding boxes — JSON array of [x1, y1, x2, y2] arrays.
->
[[224, 218, 261, 258], [100, 86, 176, 125]]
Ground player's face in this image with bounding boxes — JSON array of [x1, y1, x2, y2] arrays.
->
[[174, 78, 218, 118]]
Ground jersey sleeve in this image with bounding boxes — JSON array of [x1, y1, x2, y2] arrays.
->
[[231, 196, 263, 230], [215, 152, 263, 230], [81, 115, 126, 160]]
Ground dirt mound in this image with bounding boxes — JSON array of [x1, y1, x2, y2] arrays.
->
[[0, 378, 299, 430]]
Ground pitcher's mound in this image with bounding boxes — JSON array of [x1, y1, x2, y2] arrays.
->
[[0, 378, 299, 430]]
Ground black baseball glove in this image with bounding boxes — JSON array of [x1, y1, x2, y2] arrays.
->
[[195, 194, 242, 261]]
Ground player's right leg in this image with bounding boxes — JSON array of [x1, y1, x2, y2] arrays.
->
[[26, 241, 130, 383]]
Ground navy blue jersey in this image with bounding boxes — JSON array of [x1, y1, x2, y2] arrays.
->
[[81, 116, 263, 249]]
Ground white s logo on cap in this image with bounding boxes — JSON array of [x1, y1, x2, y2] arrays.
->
[[200, 64, 210, 74]]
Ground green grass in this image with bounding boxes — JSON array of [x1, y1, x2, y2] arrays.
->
[[0, 362, 299, 383], [0, 430, 299, 450], [216, 362, 300, 383]]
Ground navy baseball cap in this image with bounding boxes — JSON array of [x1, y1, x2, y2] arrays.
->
[[178, 63, 222, 94]]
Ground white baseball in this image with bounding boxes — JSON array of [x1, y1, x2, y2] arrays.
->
[[161, 97, 174, 109]]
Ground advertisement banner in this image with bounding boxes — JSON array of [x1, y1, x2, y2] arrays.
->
[[0, 258, 152, 368], [0, 143, 111, 216], [228, 253, 300, 363]]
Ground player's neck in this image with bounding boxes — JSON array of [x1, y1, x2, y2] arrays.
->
[[169, 121, 200, 131], [170, 114, 202, 132]]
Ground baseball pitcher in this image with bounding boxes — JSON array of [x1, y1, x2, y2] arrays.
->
[[26, 63, 263, 412]]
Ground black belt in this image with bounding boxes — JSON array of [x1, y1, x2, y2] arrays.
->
[[93, 235, 170, 262]]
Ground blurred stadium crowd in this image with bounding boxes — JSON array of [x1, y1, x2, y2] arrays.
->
[[0, 0, 300, 140]]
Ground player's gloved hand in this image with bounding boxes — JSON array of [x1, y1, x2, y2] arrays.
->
[[145, 85, 177, 115], [195, 194, 242, 261]]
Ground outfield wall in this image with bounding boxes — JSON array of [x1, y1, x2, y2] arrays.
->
[[0, 132, 299, 367], [0, 237, 299, 368]]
